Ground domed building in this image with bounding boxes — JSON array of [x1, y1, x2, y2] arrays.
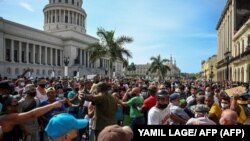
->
[[0, 0, 116, 78]]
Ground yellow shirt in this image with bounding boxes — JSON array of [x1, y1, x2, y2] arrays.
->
[[209, 103, 222, 119], [237, 105, 247, 124]]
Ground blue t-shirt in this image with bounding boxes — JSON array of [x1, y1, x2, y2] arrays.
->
[[40, 99, 66, 126]]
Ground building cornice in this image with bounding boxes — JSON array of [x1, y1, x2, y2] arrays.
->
[[216, 0, 232, 30], [0, 17, 63, 46], [43, 4, 86, 16]]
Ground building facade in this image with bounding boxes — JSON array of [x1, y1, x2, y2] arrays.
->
[[201, 55, 217, 82], [0, 0, 123, 78], [126, 56, 181, 80], [216, 0, 250, 82]]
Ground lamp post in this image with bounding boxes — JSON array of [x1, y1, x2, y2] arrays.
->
[[210, 65, 213, 82], [204, 69, 207, 80], [64, 56, 70, 77], [224, 48, 232, 81]]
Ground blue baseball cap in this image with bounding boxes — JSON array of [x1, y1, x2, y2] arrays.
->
[[45, 113, 88, 139]]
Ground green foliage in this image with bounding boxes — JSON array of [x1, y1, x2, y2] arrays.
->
[[148, 54, 171, 82], [88, 27, 133, 77]]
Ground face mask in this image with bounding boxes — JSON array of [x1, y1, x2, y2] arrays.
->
[[158, 104, 168, 109], [29, 92, 37, 97], [20, 82, 25, 87], [205, 92, 210, 96], [140, 92, 147, 98], [221, 103, 229, 109], [58, 93, 64, 98], [39, 84, 46, 88]]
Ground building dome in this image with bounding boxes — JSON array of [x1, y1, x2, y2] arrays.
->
[[43, 0, 86, 33]]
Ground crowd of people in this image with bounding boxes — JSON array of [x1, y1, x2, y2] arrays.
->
[[0, 75, 249, 141]]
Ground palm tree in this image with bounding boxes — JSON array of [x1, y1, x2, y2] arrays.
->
[[148, 54, 171, 82], [88, 27, 133, 78], [127, 62, 136, 71]]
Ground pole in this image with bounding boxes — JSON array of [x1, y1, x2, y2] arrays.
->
[[65, 66, 68, 77], [226, 59, 229, 81]]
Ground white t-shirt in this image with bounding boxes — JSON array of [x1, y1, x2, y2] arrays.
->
[[148, 106, 170, 125], [186, 95, 195, 104], [36, 89, 48, 103]]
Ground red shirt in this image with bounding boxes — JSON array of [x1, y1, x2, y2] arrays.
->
[[143, 95, 157, 111]]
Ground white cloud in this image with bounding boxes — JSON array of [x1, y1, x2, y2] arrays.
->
[[19, 2, 34, 12]]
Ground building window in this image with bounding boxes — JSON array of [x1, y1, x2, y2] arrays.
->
[[72, 0, 74, 5], [42, 69, 46, 75], [77, 2, 79, 6], [65, 16, 68, 23], [14, 50, 18, 62], [57, 50, 61, 66], [48, 70, 52, 76], [7, 68, 11, 75], [53, 0, 55, 3], [6, 49, 11, 62], [82, 50, 84, 65], [21, 51, 25, 63], [58, 70, 61, 75], [5, 39, 11, 62], [65, 0, 68, 3], [15, 68, 19, 75], [59, 0, 61, 2], [36, 69, 40, 75], [242, 39, 244, 52], [100, 58, 103, 68]]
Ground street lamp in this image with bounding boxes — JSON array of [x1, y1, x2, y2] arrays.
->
[[64, 56, 70, 77], [224, 48, 232, 81], [204, 69, 207, 80], [210, 65, 213, 82]]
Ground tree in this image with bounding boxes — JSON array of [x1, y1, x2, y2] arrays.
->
[[88, 27, 133, 78], [127, 62, 136, 71], [148, 54, 171, 82]]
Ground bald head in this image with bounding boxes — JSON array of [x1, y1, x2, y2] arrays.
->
[[131, 87, 140, 96], [219, 109, 238, 125]]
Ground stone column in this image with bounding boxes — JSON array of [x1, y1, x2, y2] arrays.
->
[[85, 50, 88, 67], [0, 33, 4, 61], [50, 48, 53, 66], [39, 45, 42, 64], [59, 10, 61, 23], [80, 49, 82, 65], [63, 10, 65, 23], [60, 50, 63, 66], [55, 49, 58, 66], [11, 39, 14, 62], [26, 43, 29, 64], [81, 15, 83, 27], [45, 47, 47, 65], [32, 44, 35, 64], [76, 13, 79, 25], [50, 10, 53, 23], [72, 12, 75, 24], [68, 10, 70, 23], [55, 10, 57, 23], [19, 41, 22, 63]]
